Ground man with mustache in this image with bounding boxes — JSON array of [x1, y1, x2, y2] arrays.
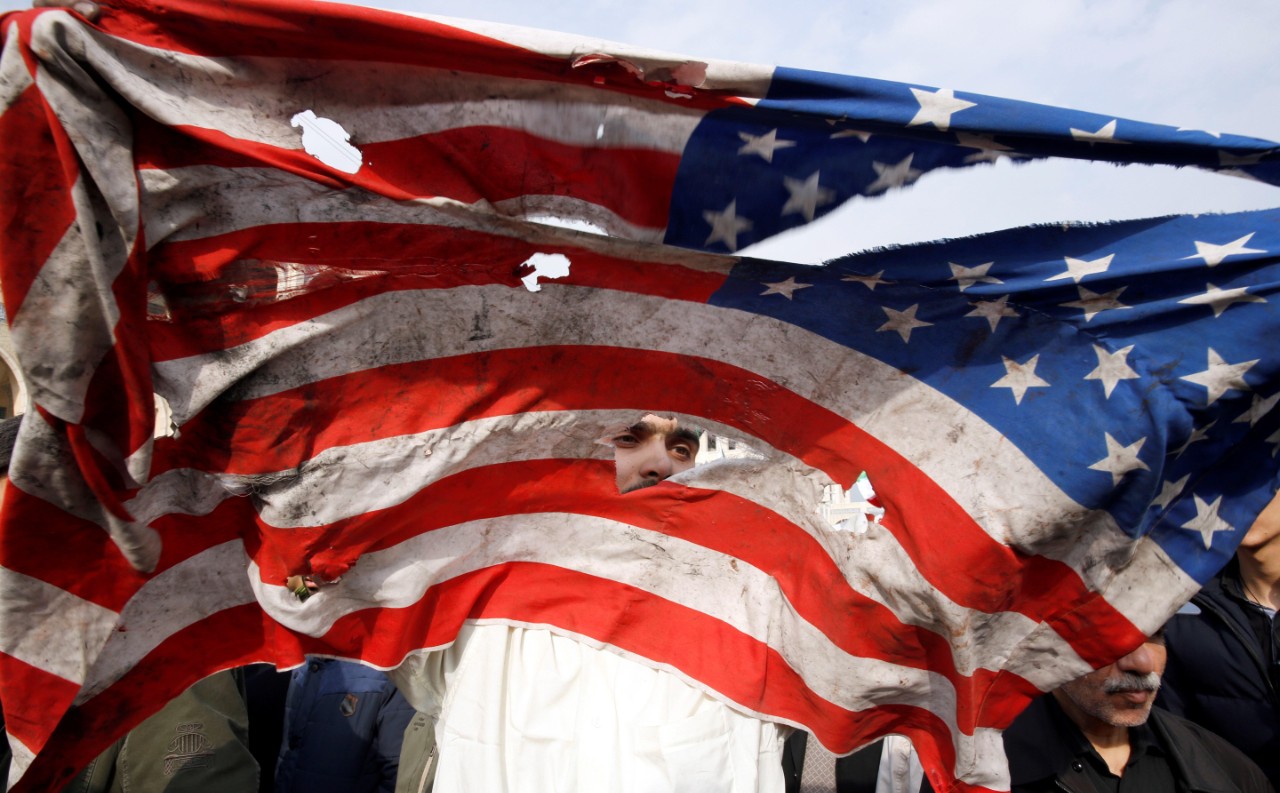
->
[[998, 631, 1273, 793]]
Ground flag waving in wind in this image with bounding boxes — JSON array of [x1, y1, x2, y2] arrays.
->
[[1, 0, 1278, 789]]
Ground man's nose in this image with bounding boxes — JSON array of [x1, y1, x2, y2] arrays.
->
[[1116, 643, 1157, 675], [640, 445, 675, 480]]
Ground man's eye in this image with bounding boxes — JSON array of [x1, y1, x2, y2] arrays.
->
[[671, 445, 693, 460], [613, 434, 639, 446]]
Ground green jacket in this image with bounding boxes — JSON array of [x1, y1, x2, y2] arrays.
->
[[394, 711, 437, 793], [62, 670, 259, 793]]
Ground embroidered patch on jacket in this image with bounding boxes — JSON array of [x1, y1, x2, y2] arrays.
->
[[340, 693, 360, 717], [163, 722, 215, 776]]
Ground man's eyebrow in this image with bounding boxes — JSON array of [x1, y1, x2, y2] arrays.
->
[[625, 421, 657, 438], [669, 427, 700, 446]]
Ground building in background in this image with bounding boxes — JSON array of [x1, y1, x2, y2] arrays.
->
[[697, 432, 883, 532]]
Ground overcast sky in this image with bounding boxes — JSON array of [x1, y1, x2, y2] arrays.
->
[[5, 0, 1278, 262]]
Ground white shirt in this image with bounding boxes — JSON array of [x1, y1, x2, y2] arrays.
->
[[393, 622, 790, 793], [874, 735, 924, 793]]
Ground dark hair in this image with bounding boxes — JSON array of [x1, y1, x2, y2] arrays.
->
[[0, 415, 22, 475]]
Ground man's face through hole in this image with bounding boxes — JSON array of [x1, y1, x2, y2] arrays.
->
[[607, 414, 699, 493]]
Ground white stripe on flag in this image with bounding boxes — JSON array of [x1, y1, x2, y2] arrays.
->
[[152, 284, 1105, 548], [251, 511, 970, 731], [83, 36, 705, 151], [0, 566, 118, 687], [0, 24, 33, 112], [72, 541, 257, 703], [131, 422, 1093, 690], [147, 281, 1197, 642], [5, 732, 35, 789], [409, 12, 777, 96]]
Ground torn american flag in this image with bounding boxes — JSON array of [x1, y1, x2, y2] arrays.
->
[[1, 0, 1278, 790]]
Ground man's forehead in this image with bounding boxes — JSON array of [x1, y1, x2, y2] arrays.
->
[[633, 414, 679, 435], [631, 414, 698, 444]]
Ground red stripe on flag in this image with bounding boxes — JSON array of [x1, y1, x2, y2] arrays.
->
[[136, 121, 682, 231], [90, 0, 742, 112], [0, 486, 252, 611], [147, 232, 726, 359], [12, 602, 268, 793], [0, 81, 79, 319], [357, 128, 680, 229], [131, 111, 283, 171], [0, 487, 142, 609], [288, 561, 965, 767], [95, 0, 563, 65], [0, 651, 81, 761], [77, 242, 161, 463], [238, 456, 1050, 732], [159, 342, 1141, 667]]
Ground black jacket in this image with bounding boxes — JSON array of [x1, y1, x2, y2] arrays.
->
[[1159, 563, 1280, 789], [1003, 694, 1273, 793]]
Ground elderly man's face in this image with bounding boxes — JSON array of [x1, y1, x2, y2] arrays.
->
[[607, 414, 698, 493], [1054, 635, 1167, 730]]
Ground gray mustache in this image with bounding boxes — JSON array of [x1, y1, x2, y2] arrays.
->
[[1103, 672, 1161, 694]]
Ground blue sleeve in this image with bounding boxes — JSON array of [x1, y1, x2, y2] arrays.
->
[[375, 686, 417, 793]]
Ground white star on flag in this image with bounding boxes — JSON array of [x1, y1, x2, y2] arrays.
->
[[877, 304, 932, 343], [1171, 421, 1216, 458], [1177, 283, 1266, 318], [1084, 344, 1139, 398], [737, 129, 796, 163], [842, 271, 889, 290], [907, 87, 976, 131], [1184, 233, 1265, 267], [1152, 475, 1190, 510], [1088, 433, 1150, 486], [1061, 286, 1130, 322], [963, 149, 1002, 165], [1234, 392, 1280, 426], [760, 277, 812, 300], [965, 296, 1019, 332], [955, 133, 1018, 164], [1047, 254, 1114, 283], [948, 262, 1002, 292], [1218, 150, 1266, 167], [1180, 494, 1234, 549], [1180, 348, 1258, 405], [1070, 119, 1126, 143], [1176, 127, 1222, 139], [865, 154, 923, 194], [831, 128, 873, 142], [781, 172, 836, 222], [991, 354, 1050, 405], [1269, 428, 1280, 457], [703, 200, 753, 251], [954, 132, 1013, 152]]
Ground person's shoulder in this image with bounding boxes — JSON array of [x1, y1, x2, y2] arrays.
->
[[1154, 707, 1235, 750], [1165, 580, 1242, 640], [1149, 709, 1275, 792], [324, 659, 398, 688]]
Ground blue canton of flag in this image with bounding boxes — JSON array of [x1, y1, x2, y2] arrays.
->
[[711, 207, 1279, 586], [668, 68, 1280, 253]]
